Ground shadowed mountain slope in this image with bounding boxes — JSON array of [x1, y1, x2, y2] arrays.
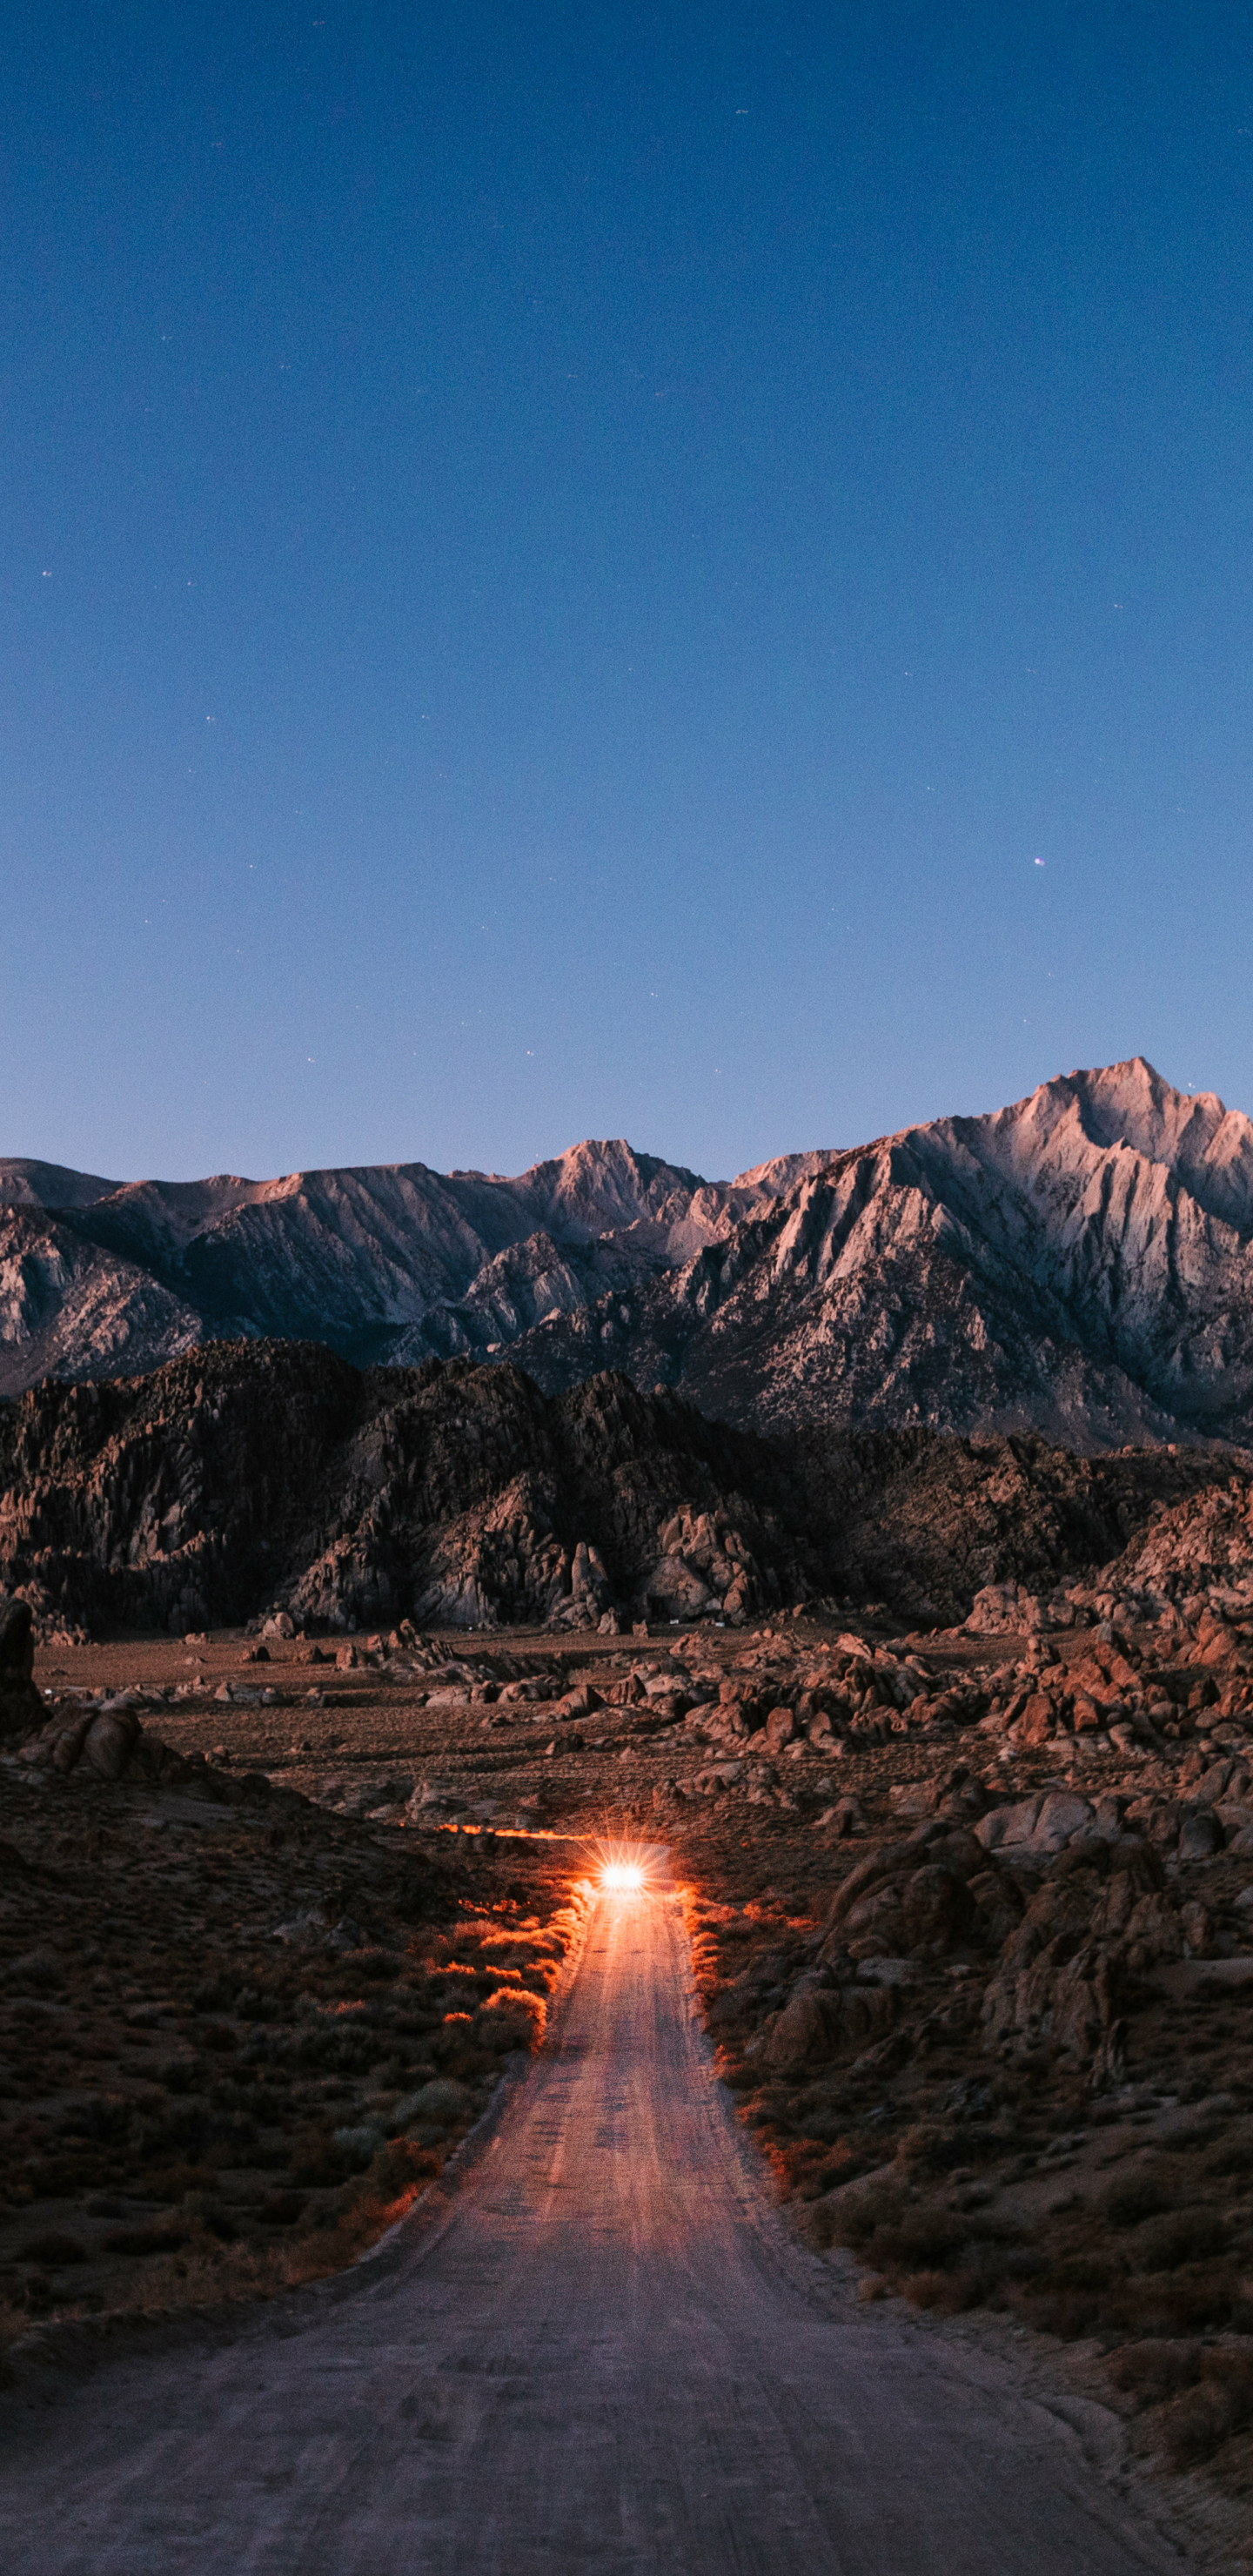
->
[[0, 1342, 1239, 1639]]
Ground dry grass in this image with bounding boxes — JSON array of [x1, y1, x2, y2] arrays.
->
[[0, 1746, 592, 2354]]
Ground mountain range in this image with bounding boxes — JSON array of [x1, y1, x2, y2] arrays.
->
[[4, 1057, 1253, 1448]]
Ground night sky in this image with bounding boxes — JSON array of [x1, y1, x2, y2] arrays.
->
[[3, 3, 1252, 1183]]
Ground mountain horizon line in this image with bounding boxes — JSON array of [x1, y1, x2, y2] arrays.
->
[[0, 1054, 1230, 1203], [4, 1055, 1253, 1453]]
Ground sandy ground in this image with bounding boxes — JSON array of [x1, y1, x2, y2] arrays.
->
[[0, 1857, 1188, 2575]]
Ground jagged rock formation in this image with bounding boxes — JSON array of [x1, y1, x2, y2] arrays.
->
[[790, 1425, 1236, 1627], [0, 1340, 1247, 1640], [6, 1060, 1253, 1446], [0, 1140, 820, 1399], [0, 1343, 820, 1638], [515, 1058, 1253, 1446]]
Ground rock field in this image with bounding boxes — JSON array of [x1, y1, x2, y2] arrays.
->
[[9, 1515, 1253, 2538], [7, 1221, 1253, 2534]]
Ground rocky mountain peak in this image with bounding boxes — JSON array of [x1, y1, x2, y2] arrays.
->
[[5, 1062, 1253, 1447], [0, 1159, 120, 1211]]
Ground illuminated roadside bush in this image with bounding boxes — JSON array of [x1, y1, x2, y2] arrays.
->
[[476, 1987, 546, 2050]]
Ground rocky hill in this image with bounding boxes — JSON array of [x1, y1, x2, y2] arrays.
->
[[0, 1340, 1242, 1640], [6, 1059, 1253, 1445]]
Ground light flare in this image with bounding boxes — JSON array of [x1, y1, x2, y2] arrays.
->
[[600, 1861, 646, 1893], [593, 1838, 653, 1895]]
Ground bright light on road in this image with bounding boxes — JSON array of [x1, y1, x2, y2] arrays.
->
[[600, 1862, 646, 1892]]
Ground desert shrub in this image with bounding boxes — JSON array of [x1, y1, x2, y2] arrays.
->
[[58, 2096, 132, 2145], [133, 2160, 206, 2203], [1132, 2210, 1227, 2271], [1106, 2268, 1234, 2338], [1203, 2130, 1253, 2179], [795, 2141, 871, 2199], [103, 2224, 188, 2256], [1107, 2340, 1203, 2406], [1102, 2167, 1177, 2229], [332, 2123, 386, 2173], [20, 2151, 107, 2198], [822, 2178, 908, 2252], [258, 2191, 307, 2226], [293, 2024, 375, 2075], [1034, 2252, 1120, 2294], [822, 2182, 970, 2273], [1156, 2349, 1253, 2468], [235, 1986, 287, 2023], [391, 2076, 472, 2132], [197, 2205, 241, 2243], [871, 2207, 972, 2272], [157, 2060, 196, 2096], [287, 2125, 355, 2188], [207, 2077, 263, 2114], [895, 2121, 999, 2177], [332, 1951, 399, 1989], [432, 2014, 491, 2078], [707, 1989, 757, 2038], [20, 2232, 86, 2266], [476, 1987, 546, 2050], [126, 2102, 211, 2158], [1028, 2289, 1106, 2337], [191, 1979, 237, 2012], [902, 2270, 982, 2313], [367, 2139, 441, 2196], [807, 2195, 854, 2249]]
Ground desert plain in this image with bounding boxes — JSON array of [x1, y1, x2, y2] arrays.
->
[[7, 1571, 1253, 2567]]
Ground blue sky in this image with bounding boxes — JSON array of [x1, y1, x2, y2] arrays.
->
[[3, 3, 1252, 1183]]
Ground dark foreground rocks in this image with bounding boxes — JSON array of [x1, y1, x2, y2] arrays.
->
[[669, 1608, 1253, 2528], [0, 1603, 44, 1746]]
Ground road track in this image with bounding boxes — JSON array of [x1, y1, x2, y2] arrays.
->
[[1, 1869, 1187, 2573]]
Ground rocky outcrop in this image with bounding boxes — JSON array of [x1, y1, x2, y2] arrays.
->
[[9, 1059, 1253, 1446], [3, 1341, 1251, 1640], [13, 1694, 291, 1806], [0, 1344, 818, 1638]]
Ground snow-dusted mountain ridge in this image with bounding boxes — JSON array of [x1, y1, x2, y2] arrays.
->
[[3, 1060, 1252, 1446]]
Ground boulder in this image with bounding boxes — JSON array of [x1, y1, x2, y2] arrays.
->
[[645, 1554, 714, 1621], [975, 1792, 1094, 1863], [761, 1974, 895, 2072], [1015, 1694, 1057, 1748], [897, 1863, 974, 1955], [570, 1540, 612, 1610], [1177, 1802, 1223, 1862], [80, 1707, 142, 1779], [888, 1780, 941, 1821], [965, 1581, 1050, 1634], [0, 1598, 44, 1741]]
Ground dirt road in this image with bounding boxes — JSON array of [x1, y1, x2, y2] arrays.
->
[[2, 1868, 1186, 2573]]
